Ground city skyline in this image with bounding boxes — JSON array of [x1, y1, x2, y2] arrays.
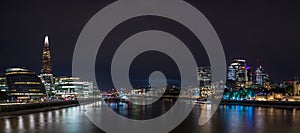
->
[[1, 1, 300, 133], [1, 0, 300, 83], [0, 34, 296, 84]]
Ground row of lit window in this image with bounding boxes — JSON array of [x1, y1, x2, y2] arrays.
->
[[10, 93, 44, 96], [5, 72, 33, 75], [14, 82, 41, 85], [29, 89, 41, 92], [10, 89, 41, 92], [56, 77, 80, 80]]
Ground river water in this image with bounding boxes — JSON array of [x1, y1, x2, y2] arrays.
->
[[1, 99, 300, 133]]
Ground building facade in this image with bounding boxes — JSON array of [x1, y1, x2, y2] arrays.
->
[[226, 58, 258, 88], [231, 58, 247, 83], [5, 68, 46, 100], [54, 77, 93, 98]]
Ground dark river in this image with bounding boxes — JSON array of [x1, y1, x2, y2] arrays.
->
[[1, 99, 300, 133]]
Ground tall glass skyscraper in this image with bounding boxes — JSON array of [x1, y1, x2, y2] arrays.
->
[[40, 36, 55, 96], [41, 36, 52, 74]]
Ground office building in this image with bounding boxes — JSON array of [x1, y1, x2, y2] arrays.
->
[[54, 77, 93, 98], [5, 67, 46, 100]]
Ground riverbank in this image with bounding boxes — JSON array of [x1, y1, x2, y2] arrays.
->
[[0, 97, 103, 117], [220, 100, 300, 109], [0, 100, 79, 117], [0, 103, 79, 117], [2, 98, 300, 117]]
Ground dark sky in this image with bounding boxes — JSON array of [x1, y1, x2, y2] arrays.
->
[[1, 0, 300, 87]]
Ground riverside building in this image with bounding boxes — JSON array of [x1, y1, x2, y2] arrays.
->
[[5, 67, 46, 101]]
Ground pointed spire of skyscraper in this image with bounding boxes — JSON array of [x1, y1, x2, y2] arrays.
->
[[44, 36, 49, 47], [41, 35, 52, 74]]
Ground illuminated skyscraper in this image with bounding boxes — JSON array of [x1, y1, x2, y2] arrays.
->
[[197, 66, 211, 88], [40, 36, 55, 96], [231, 58, 247, 83], [41, 36, 52, 74], [226, 58, 249, 88]]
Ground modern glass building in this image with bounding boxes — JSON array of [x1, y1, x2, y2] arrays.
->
[[54, 77, 93, 98], [40, 36, 55, 96], [231, 58, 247, 83], [5, 67, 46, 101], [226, 58, 251, 88]]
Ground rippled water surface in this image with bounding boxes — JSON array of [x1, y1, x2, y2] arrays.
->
[[1, 100, 300, 133]]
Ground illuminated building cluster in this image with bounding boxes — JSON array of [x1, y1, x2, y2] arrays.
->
[[224, 58, 271, 100], [0, 36, 95, 102], [0, 35, 299, 103], [226, 58, 270, 89], [197, 58, 273, 100], [38, 36, 94, 99]]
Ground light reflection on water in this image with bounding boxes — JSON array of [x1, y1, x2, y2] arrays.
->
[[0, 101, 300, 133], [18, 116, 23, 130], [4, 119, 10, 129]]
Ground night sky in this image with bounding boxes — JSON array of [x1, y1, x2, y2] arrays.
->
[[1, 0, 300, 88]]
